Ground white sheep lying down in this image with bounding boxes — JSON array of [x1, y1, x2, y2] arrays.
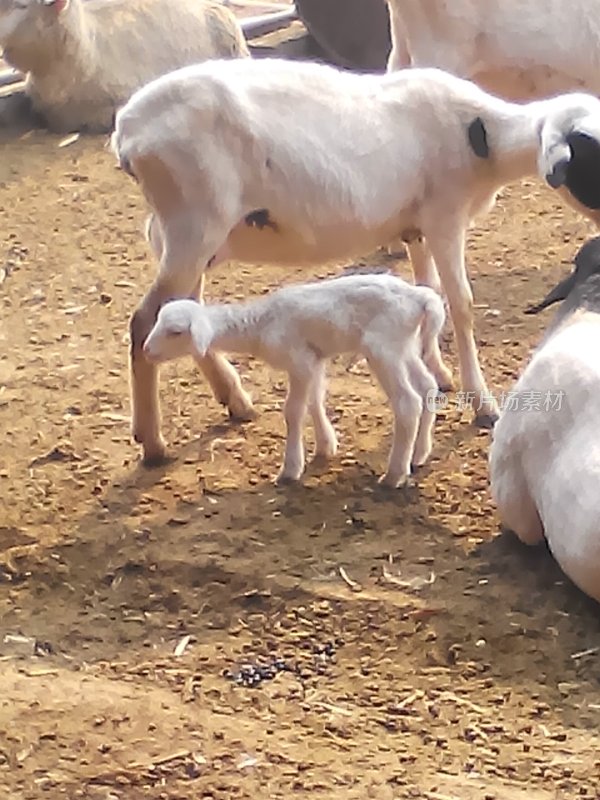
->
[[111, 56, 600, 466], [143, 273, 445, 487], [489, 237, 600, 603], [0, 0, 249, 133]]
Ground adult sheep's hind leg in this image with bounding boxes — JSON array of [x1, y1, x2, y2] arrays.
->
[[489, 450, 544, 544], [425, 224, 499, 427]]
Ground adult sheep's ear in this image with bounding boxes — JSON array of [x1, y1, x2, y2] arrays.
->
[[524, 271, 576, 314], [41, 0, 69, 11]]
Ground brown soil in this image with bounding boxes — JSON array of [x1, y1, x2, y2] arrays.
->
[[1, 126, 600, 800]]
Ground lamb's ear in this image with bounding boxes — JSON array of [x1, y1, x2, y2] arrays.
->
[[190, 317, 212, 358], [467, 117, 490, 159], [524, 272, 576, 314]]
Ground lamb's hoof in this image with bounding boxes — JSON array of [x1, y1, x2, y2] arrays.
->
[[313, 441, 338, 461], [474, 411, 499, 429], [275, 472, 302, 486]]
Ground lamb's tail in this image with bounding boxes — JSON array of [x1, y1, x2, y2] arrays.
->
[[419, 290, 446, 363]]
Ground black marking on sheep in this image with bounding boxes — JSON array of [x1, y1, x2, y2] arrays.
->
[[525, 236, 600, 327], [562, 131, 600, 210], [245, 208, 278, 232], [467, 117, 490, 159]]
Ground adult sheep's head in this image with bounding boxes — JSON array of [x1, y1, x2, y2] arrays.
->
[[0, 0, 69, 66], [525, 236, 600, 315], [538, 95, 600, 210]]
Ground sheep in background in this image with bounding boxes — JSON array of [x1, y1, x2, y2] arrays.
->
[[489, 236, 600, 603], [0, 0, 249, 133], [111, 57, 600, 465], [384, 0, 600, 287], [385, 0, 600, 101], [143, 274, 445, 487]]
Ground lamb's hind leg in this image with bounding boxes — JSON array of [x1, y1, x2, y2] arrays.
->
[[406, 354, 439, 469], [307, 360, 338, 461], [146, 214, 254, 423], [278, 363, 314, 483], [366, 349, 422, 488], [406, 236, 453, 392]]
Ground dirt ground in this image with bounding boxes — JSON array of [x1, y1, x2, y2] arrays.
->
[[1, 119, 600, 800]]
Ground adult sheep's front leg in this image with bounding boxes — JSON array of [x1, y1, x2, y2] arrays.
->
[[130, 286, 170, 466], [145, 215, 255, 425], [426, 226, 499, 427], [193, 273, 255, 421]]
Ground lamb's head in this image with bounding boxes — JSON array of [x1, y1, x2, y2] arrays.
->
[[525, 236, 600, 315], [143, 300, 214, 363], [538, 95, 600, 210], [0, 0, 69, 67]]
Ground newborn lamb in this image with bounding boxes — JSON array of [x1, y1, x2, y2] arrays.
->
[[143, 273, 445, 487]]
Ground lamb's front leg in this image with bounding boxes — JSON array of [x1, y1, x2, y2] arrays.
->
[[426, 226, 499, 427], [307, 361, 338, 461], [406, 236, 453, 392], [277, 371, 312, 483]]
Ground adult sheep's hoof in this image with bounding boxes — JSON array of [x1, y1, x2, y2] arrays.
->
[[139, 437, 169, 467], [142, 451, 172, 468], [474, 411, 499, 429], [226, 395, 257, 422], [378, 471, 412, 489]]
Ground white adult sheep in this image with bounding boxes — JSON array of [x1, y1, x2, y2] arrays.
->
[[143, 273, 445, 487], [111, 56, 600, 465], [489, 236, 600, 603], [384, 0, 600, 291], [0, 0, 250, 133]]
